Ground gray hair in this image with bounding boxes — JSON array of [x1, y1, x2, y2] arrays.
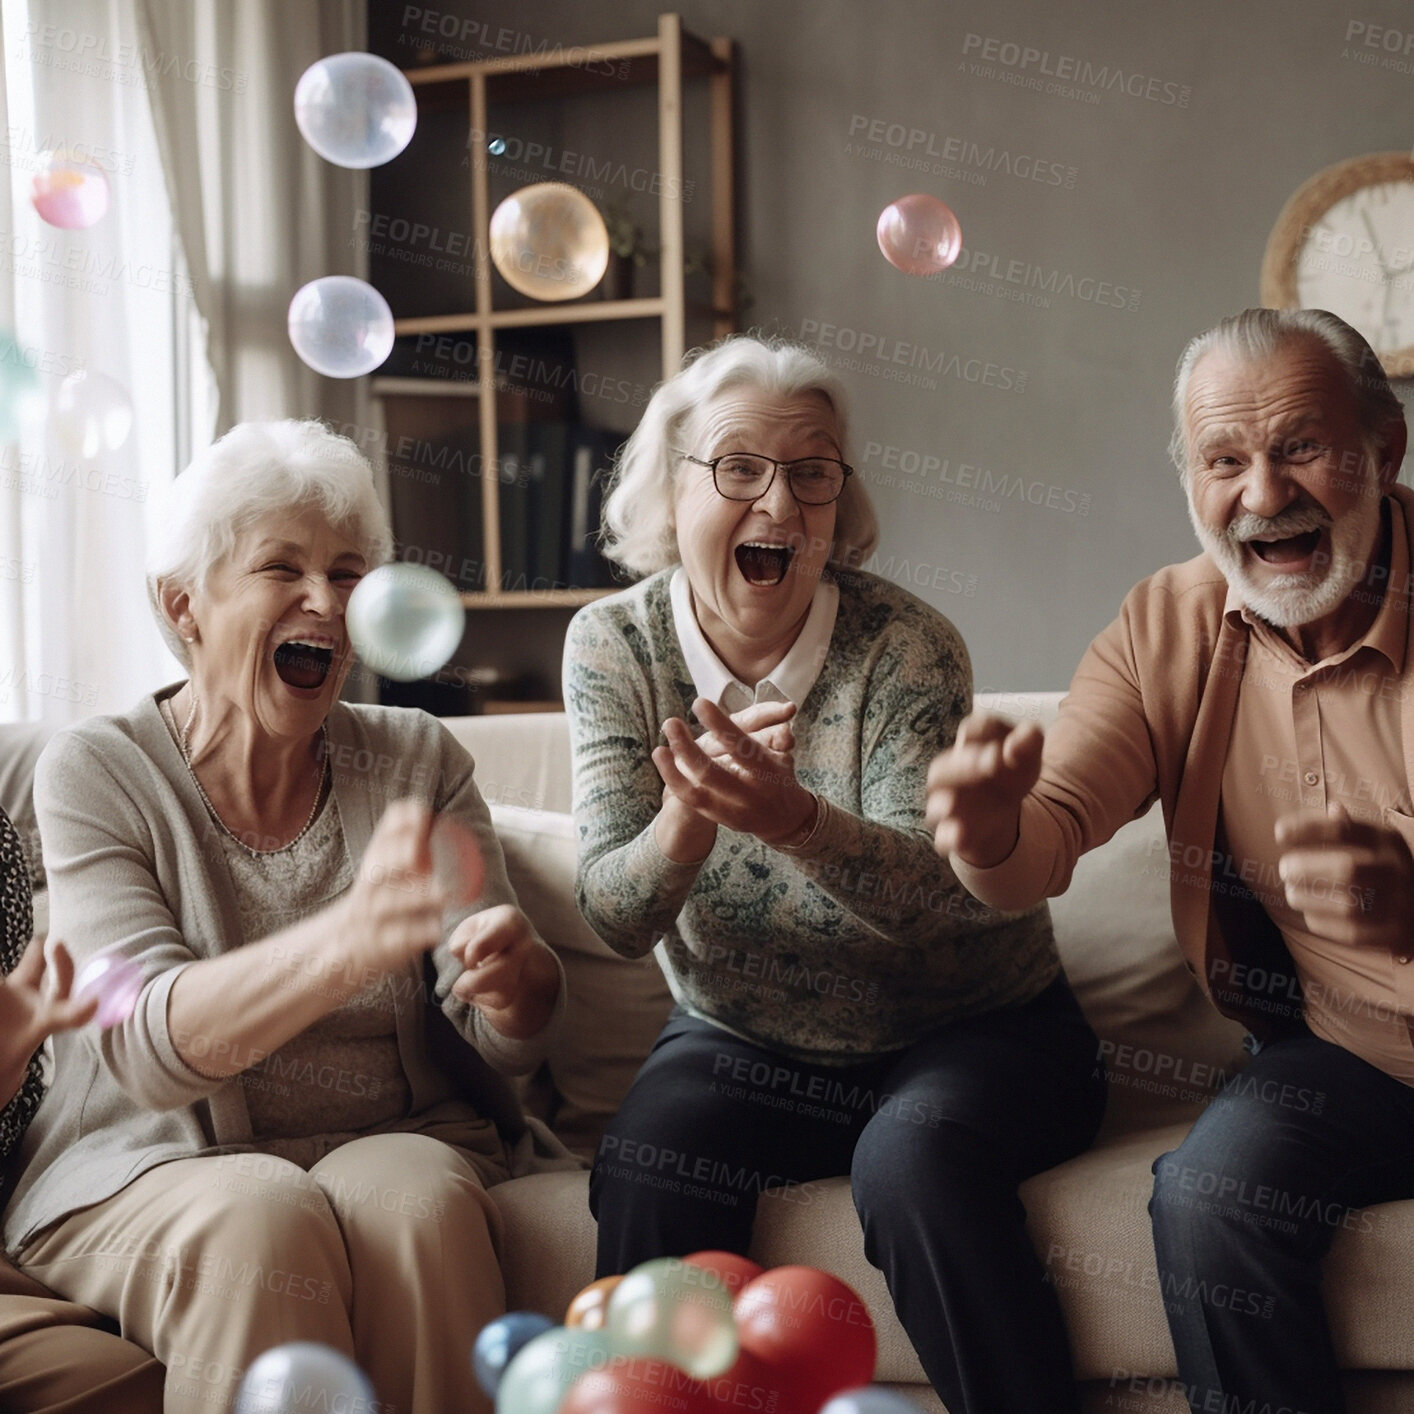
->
[[147, 419, 393, 667], [1168, 307, 1406, 474], [600, 334, 880, 576]]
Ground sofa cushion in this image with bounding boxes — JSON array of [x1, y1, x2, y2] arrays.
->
[[491, 804, 673, 1156]]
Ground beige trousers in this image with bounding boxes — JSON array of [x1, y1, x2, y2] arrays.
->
[[17, 1131, 505, 1414]]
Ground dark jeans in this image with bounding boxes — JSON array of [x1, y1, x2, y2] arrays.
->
[[590, 975, 1107, 1414], [1151, 1031, 1414, 1414]]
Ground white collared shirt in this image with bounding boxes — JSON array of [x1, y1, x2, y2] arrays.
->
[[669, 567, 839, 712]]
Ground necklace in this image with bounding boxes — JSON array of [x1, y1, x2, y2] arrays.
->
[[176, 693, 328, 858]]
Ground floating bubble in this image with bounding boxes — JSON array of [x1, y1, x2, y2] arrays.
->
[[819, 1388, 926, 1414], [0, 335, 45, 443], [346, 562, 465, 682], [430, 814, 485, 906], [31, 152, 110, 229], [496, 1325, 615, 1414], [488, 137, 508, 156], [72, 950, 143, 1030], [287, 276, 395, 379], [473, 1312, 556, 1398], [294, 53, 417, 169], [605, 1257, 737, 1381], [235, 1343, 375, 1414], [489, 183, 609, 301], [51, 370, 133, 458], [875, 194, 962, 276]]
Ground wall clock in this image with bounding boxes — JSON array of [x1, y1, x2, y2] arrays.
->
[[1260, 151, 1414, 378]]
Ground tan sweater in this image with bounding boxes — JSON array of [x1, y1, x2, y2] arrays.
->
[[4, 693, 572, 1253]]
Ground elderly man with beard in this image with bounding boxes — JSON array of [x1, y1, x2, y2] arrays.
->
[[925, 307, 1413, 1414]]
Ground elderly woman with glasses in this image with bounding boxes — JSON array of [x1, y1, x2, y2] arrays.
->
[[564, 335, 1106, 1414], [3, 420, 567, 1414]]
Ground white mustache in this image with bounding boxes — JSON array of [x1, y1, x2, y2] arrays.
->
[[1226, 504, 1331, 545]]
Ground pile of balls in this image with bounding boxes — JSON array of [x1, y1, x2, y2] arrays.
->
[[475, 1253, 918, 1414]]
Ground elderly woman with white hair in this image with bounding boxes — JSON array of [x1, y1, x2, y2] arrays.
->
[[565, 335, 1106, 1414], [2, 419, 567, 1414]]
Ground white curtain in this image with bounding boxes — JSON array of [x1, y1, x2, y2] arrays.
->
[[0, 0, 367, 726]]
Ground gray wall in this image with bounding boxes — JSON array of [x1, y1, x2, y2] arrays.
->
[[382, 0, 1414, 690]]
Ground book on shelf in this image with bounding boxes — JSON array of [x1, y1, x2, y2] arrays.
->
[[565, 425, 624, 590]]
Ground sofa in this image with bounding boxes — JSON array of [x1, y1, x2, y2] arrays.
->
[[6, 694, 1414, 1413]]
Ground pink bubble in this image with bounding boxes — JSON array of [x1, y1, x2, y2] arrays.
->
[[876, 194, 962, 276], [430, 816, 485, 905], [73, 951, 143, 1029], [31, 155, 110, 230]]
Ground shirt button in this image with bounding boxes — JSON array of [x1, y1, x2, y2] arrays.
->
[[1303, 771, 1319, 786]]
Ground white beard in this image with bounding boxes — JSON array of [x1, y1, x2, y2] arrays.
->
[[1187, 484, 1383, 629]]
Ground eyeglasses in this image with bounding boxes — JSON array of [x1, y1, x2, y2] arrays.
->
[[675, 451, 853, 505]]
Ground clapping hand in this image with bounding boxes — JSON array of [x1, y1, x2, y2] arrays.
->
[[924, 712, 1044, 867], [0, 938, 97, 1108], [447, 904, 559, 1040], [653, 697, 815, 853]]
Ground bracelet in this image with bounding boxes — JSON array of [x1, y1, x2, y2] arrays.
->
[[774, 792, 826, 853]]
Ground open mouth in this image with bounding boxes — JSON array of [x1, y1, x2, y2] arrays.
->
[[273, 640, 335, 691], [1247, 529, 1322, 566], [735, 541, 794, 587]]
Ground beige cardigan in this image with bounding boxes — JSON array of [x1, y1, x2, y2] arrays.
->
[[956, 487, 1414, 1040], [4, 691, 573, 1252]]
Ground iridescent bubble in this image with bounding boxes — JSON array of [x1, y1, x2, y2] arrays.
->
[[346, 562, 465, 682], [489, 183, 610, 301], [488, 137, 508, 156], [0, 335, 45, 443], [605, 1257, 738, 1381], [875, 194, 962, 276], [31, 152, 110, 229], [51, 370, 133, 458], [473, 1312, 556, 1398], [294, 53, 417, 169], [73, 950, 143, 1029], [287, 276, 395, 379], [235, 1343, 376, 1414]]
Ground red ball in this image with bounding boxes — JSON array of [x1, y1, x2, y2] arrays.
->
[[683, 1251, 766, 1300], [731, 1268, 876, 1414], [703, 1347, 787, 1414], [562, 1356, 717, 1414]]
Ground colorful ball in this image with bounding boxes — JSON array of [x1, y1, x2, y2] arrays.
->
[[682, 1251, 764, 1299], [605, 1257, 737, 1381], [473, 1312, 556, 1398], [496, 1326, 614, 1414], [566, 1275, 624, 1332], [560, 1355, 716, 1414], [819, 1387, 926, 1414]]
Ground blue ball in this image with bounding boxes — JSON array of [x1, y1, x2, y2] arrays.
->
[[473, 1312, 557, 1397]]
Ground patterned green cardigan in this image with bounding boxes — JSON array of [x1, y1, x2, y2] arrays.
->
[[564, 567, 1061, 1066]]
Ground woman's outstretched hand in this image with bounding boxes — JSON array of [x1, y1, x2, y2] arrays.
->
[[0, 938, 97, 1107]]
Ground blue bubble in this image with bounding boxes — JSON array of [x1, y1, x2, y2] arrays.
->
[[488, 137, 508, 156], [472, 1312, 556, 1397]]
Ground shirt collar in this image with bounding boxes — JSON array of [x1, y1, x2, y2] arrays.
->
[[1222, 494, 1407, 673], [670, 567, 839, 710]]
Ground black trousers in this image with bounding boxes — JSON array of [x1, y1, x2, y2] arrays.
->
[[1151, 1030, 1414, 1414], [590, 975, 1107, 1414]]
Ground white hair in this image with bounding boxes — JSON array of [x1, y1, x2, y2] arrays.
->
[[1169, 307, 1406, 474], [600, 334, 880, 576], [147, 419, 393, 667]]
